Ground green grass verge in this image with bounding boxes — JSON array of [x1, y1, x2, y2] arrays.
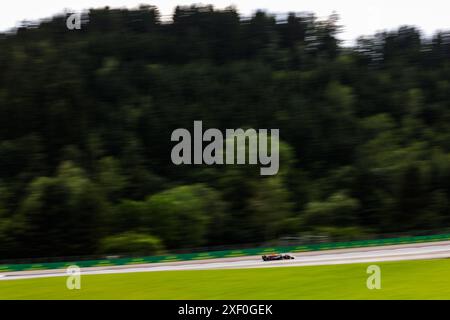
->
[[1, 259, 450, 299]]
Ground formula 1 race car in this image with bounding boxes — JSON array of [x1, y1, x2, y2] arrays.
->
[[262, 254, 295, 261]]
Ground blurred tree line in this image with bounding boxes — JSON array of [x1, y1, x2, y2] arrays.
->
[[1, 5, 450, 259]]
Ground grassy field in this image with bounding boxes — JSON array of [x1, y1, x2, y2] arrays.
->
[[1, 259, 450, 299]]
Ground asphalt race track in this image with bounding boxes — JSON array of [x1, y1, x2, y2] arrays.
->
[[2, 241, 450, 280]]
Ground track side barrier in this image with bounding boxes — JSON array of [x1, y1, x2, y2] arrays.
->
[[2, 233, 450, 272]]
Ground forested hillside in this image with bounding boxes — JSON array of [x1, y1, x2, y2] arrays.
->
[[1, 5, 450, 259]]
